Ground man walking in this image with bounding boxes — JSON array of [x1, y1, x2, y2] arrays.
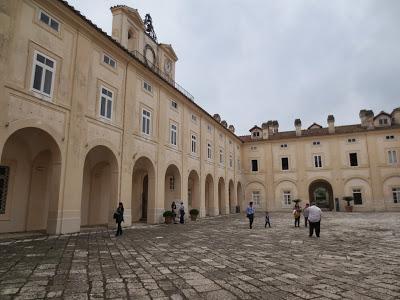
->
[[246, 202, 255, 229], [308, 202, 322, 237], [303, 203, 310, 227]]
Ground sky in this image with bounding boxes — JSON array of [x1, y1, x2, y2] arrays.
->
[[67, 0, 400, 135]]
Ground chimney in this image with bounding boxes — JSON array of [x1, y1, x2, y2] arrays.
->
[[261, 122, 269, 140], [360, 109, 374, 128], [221, 120, 228, 128], [391, 107, 400, 125], [272, 120, 279, 134], [294, 119, 302, 136], [228, 125, 235, 133], [327, 115, 335, 134]]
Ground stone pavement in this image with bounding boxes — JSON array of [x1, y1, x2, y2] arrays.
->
[[1, 212, 400, 300]]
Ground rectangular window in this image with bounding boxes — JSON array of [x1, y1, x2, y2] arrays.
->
[[280, 144, 288, 148], [229, 156, 233, 168], [103, 54, 116, 68], [251, 146, 257, 151], [142, 109, 151, 135], [393, 188, 400, 203], [191, 135, 197, 154], [314, 155, 322, 168], [0, 166, 10, 215], [99, 87, 113, 119], [251, 159, 258, 172], [281, 157, 289, 170], [388, 150, 398, 164], [313, 141, 320, 146], [207, 125, 212, 133], [386, 135, 395, 140], [353, 189, 362, 205], [237, 159, 240, 170], [39, 10, 59, 32], [207, 143, 212, 159], [283, 191, 291, 206], [379, 118, 388, 125], [171, 100, 178, 109], [169, 176, 175, 190], [143, 81, 152, 93], [170, 124, 177, 146], [252, 191, 261, 207], [191, 114, 197, 123], [219, 149, 224, 164], [31, 51, 56, 97], [347, 138, 356, 143], [349, 153, 358, 167], [252, 131, 260, 138]]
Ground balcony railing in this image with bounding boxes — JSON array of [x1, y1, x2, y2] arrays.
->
[[131, 50, 195, 102]]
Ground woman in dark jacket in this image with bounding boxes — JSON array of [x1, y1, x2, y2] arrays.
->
[[114, 202, 124, 236]]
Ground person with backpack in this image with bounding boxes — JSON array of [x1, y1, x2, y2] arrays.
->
[[293, 204, 301, 227], [114, 202, 124, 236]]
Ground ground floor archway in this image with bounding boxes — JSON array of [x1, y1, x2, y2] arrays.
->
[[132, 156, 155, 222], [218, 177, 225, 215], [205, 174, 214, 216], [229, 180, 234, 213], [164, 164, 181, 211], [81, 145, 118, 227], [0, 127, 61, 233], [237, 182, 244, 212], [308, 179, 334, 210], [188, 170, 200, 212]]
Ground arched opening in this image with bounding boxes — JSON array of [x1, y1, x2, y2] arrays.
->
[[205, 174, 214, 216], [218, 177, 225, 215], [228, 180, 235, 213], [188, 170, 200, 212], [131, 157, 155, 222], [0, 127, 61, 233], [127, 28, 138, 52], [237, 182, 244, 212], [164, 164, 181, 210], [308, 179, 334, 210], [81, 145, 118, 227]]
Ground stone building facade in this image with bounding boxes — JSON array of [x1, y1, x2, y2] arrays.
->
[[0, 0, 399, 234]]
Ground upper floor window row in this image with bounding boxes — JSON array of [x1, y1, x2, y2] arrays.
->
[[32, 51, 56, 98], [103, 54, 116, 68], [39, 10, 60, 32], [143, 81, 153, 93]]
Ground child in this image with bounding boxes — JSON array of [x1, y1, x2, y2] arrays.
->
[[265, 211, 271, 228]]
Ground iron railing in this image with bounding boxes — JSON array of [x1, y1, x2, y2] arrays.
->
[[131, 50, 195, 102]]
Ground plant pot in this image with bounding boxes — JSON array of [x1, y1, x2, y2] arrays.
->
[[190, 215, 197, 221], [165, 216, 173, 224], [345, 206, 353, 212]]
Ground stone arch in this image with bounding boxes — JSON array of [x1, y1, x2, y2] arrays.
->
[[218, 177, 226, 215], [81, 145, 119, 227], [308, 179, 334, 210], [245, 181, 266, 209], [0, 127, 62, 233], [131, 156, 156, 223], [343, 177, 372, 209], [164, 164, 181, 210], [237, 181, 244, 211], [188, 169, 200, 213], [275, 180, 299, 209], [228, 179, 235, 213], [205, 174, 214, 216], [383, 176, 400, 209]]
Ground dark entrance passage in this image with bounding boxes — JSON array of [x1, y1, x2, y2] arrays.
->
[[308, 180, 334, 210], [141, 175, 148, 220]]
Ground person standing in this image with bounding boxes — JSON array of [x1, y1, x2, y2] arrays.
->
[[179, 202, 185, 224], [293, 204, 301, 227], [246, 202, 255, 229], [264, 211, 271, 228], [114, 202, 124, 236], [308, 202, 322, 237], [303, 203, 310, 227], [171, 201, 177, 224]]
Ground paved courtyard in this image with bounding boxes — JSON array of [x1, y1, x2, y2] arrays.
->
[[0, 212, 400, 300]]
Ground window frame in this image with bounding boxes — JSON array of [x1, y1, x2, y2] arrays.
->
[[207, 143, 212, 160], [38, 10, 60, 32], [141, 108, 152, 136], [251, 159, 258, 172], [219, 148, 224, 164], [352, 188, 363, 205], [0, 165, 10, 215], [31, 50, 56, 99], [191, 134, 197, 154], [170, 123, 178, 146], [313, 154, 323, 168], [283, 190, 291, 207], [349, 152, 358, 167], [143, 80, 153, 94], [103, 53, 117, 69], [99, 86, 114, 120], [252, 191, 261, 207], [388, 150, 398, 165], [171, 100, 178, 110], [281, 156, 289, 171], [392, 187, 400, 204]]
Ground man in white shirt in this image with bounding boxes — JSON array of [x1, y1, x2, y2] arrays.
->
[[308, 202, 322, 237], [246, 202, 255, 229]]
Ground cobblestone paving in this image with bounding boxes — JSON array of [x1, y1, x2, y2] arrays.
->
[[1, 212, 400, 300]]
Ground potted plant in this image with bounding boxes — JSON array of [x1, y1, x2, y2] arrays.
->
[[342, 196, 354, 212], [189, 209, 199, 221], [163, 210, 174, 224]]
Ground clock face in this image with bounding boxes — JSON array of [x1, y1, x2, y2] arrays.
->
[[164, 59, 172, 74]]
